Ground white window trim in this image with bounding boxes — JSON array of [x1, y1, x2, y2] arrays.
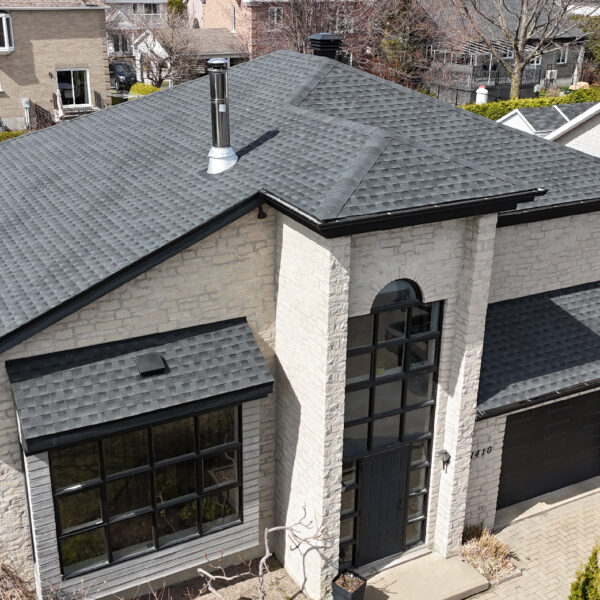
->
[[231, 4, 236, 33], [501, 49, 515, 60], [557, 45, 568, 65], [56, 68, 92, 108], [0, 12, 14, 55], [532, 54, 542, 67], [267, 6, 283, 31]]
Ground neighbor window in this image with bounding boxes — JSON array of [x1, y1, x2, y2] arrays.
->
[[0, 13, 14, 53], [49, 406, 241, 578], [557, 45, 568, 64], [268, 6, 283, 29], [56, 69, 90, 106], [501, 47, 514, 59], [532, 54, 542, 67], [231, 5, 236, 32], [133, 3, 158, 14], [112, 33, 130, 54]]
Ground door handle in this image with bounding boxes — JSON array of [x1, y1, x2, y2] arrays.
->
[[398, 497, 404, 510]]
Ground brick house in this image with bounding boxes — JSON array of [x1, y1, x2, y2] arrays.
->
[[0, 49, 599, 600], [0, 0, 110, 130]]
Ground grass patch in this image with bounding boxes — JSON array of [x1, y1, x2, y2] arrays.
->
[[0, 131, 25, 143]]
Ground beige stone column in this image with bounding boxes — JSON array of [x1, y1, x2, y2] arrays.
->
[[274, 215, 350, 600]]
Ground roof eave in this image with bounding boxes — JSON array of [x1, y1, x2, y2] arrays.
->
[[498, 195, 600, 227]]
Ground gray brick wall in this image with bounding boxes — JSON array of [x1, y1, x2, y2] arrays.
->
[[0, 211, 277, 585], [489, 214, 600, 303]]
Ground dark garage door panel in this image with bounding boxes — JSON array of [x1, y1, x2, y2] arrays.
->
[[498, 392, 600, 509]]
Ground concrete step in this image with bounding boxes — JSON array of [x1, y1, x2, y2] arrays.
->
[[364, 552, 489, 600]]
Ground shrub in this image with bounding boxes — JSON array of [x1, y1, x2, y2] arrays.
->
[[461, 87, 600, 120], [128, 83, 161, 97], [570, 543, 600, 600], [461, 527, 516, 581], [0, 130, 25, 143]]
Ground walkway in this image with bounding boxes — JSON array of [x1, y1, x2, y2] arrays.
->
[[478, 479, 600, 600]]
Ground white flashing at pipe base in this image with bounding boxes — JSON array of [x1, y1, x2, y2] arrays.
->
[[207, 145, 238, 175]]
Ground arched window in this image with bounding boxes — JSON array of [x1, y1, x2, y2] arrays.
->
[[340, 280, 442, 567]]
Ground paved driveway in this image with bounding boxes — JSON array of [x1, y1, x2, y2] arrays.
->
[[478, 485, 600, 600]]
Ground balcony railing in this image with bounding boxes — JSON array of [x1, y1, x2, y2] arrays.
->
[[430, 61, 542, 90]]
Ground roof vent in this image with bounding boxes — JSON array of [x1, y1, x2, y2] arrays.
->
[[308, 33, 342, 60], [207, 57, 238, 175], [135, 353, 167, 377]]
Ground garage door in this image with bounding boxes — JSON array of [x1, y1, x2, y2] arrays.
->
[[497, 392, 600, 509]]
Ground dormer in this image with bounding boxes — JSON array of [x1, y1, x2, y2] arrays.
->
[[0, 12, 14, 55]]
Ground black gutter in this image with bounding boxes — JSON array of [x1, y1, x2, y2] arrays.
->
[[476, 378, 600, 420], [0, 185, 543, 357], [498, 196, 600, 227], [21, 381, 273, 455]]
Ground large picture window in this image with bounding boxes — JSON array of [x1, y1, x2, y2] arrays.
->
[[49, 406, 242, 578], [56, 69, 90, 107], [0, 13, 14, 53], [340, 280, 441, 566]]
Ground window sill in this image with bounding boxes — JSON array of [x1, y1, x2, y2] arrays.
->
[[0, 47, 14, 55]]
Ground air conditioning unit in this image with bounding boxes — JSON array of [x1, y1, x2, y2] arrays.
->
[[546, 69, 558, 80]]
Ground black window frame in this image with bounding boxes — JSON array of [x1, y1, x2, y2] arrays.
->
[[340, 280, 443, 567], [49, 405, 243, 579]]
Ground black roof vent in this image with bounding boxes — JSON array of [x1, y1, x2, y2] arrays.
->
[[308, 33, 342, 60], [135, 353, 167, 377]]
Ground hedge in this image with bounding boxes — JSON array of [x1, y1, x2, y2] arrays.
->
[[0, 130, 25, 143], [569, 543, 600, 600], [128, 83, 161, 97], [461, 87, 600, 121]]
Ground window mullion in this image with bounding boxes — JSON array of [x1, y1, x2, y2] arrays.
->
[[195, 417, 203, 536], [148, 428, 159, 550], [97, 439, 112, 564]]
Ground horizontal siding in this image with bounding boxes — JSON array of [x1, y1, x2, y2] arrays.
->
[[26, 401, 262, 599]]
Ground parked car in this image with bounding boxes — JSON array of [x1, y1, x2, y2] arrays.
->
[[109, 62, 137, 92]]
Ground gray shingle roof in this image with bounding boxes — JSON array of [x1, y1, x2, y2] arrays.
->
[[9, 318, 273, 453], [478, 282, 600, 418], [505, 103, 597, 134], [1, 51, 600, 353]]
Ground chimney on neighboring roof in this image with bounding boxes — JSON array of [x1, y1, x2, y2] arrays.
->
[[308, 33, 342, 60], [207, 57, 238, 175]]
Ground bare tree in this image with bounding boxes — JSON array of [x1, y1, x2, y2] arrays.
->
[[447, 0, 590, 98]]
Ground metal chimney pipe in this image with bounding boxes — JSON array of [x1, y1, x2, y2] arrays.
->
[[207, 57, 238, 175]]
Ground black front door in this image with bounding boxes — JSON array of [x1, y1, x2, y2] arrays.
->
[[356, 445, 410, 566]]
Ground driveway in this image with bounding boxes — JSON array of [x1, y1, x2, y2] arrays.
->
[[477, 479, 600, 600]]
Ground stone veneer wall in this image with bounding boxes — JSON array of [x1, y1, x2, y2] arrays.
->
[[489, 214, 600, 303], [464, 416, 507, 530], [0, 211, 277, 587], [348, 215, 497, 557], [274, 215, 350, 600]]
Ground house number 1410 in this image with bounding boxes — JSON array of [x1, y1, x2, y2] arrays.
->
[[471, 446, 493, 459]]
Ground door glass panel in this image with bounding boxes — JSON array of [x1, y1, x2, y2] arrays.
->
[[346, 353, 371, 385], [201, 488, 239, 532], [57, 489, 102, 532], [341, 488, 355, 515], [372, 415, 400, 450], [403, 407, 431, 439], [198, 407, 237, 449], [347, 315, 373, 349], [72, 70, 89, 104], [374, 379, 402, 414], [104, 430, 148, 475], [342, 461, 357, 485], [405, 520, 423, 546], [409, 339, 436, 369], [202, 451, 237, 490], [155, 461, 196, 503], [375, 345, 403, 378], [57, 70, 73, 105], [339, 543, 354, 564], [405, 372, 433, 406], [110, 514, 153, 560], [411, 441, 428, 466], [51, 443, 99, 490], [153, 418, 195, 461], [60, 529, 107, 576], [408, 468, 427, 493], [106, 472, 151, 517], [408, 495, 425, 520], [345, 388, 370, 422], [343, 424, 368, 457], [378, 309, 407, 342], [157, 500, 198, 545], [340, 517, 354, 541]]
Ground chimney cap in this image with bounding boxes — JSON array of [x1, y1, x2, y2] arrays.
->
[[308, 33, 343, 59], [308, 33, 343, 42], [208, 57, 228, 70]]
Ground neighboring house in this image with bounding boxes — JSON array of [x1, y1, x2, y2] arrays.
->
[[546, 101, 600, 156], [424, 0, 586, 104], [1, 47, 600, 600], [498, 101, 597, 135], [0, 0, 110, 130]]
